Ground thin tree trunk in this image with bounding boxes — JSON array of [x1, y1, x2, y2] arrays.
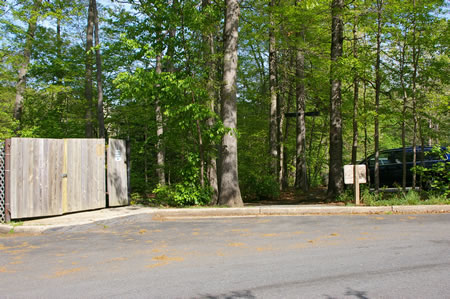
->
[[155, 53, 165, 186], [374, 0, 383, 192], [93, 0, 104, 138], [281, 52, 295, 189], [269, 0, 278, 177], [14, 0, 41, 121], [295, 44, 308, 191], [399, 38, 408, 191], [203, 0, 219, 204], [351, 19, 359, 166], [219, 0, 243, 207], [56, 17, 62, 83], [278, 51, 292, 190], [428, 120, 432, 146], [192, 92, 205, 188], [327, 0, 344, 197], [84, 0, 95, 138], [363, 80, 369, 186], [352, 18, 360, 198], [411, 0, 419, 189]]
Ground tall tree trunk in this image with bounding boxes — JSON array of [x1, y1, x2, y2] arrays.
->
[[219, 0, 243, 207], [363, 80, 369, 186], [268, 0, 278, 177], [399, 38, 408, 191], [84, 0, 95, 138], [327, 0, 344, 197], [351, 19, 359, 166], [373, 0, 383, 192], [352, 18, 360, 197], [295, 44, 308, 191], [14, 0, 41, 121], [166, 0, 177, 73], [411, 0, 419, 189], [203, 0, 219, 204], [93, 0, 104, 138], [281, 51, 295, 189], [56, 17, 62, 83], [155, 53, 165, 186]]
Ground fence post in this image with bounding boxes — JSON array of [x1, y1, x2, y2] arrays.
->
[[4, 139, 11, 222], [126, 138, 131, 200]]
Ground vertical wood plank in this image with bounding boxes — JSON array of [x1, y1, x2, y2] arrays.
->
[[107, 139, 129, 206], [24, 138, 32, 217], [9, 138, 19, 219], [98, 140, 105, 208], [62, 139, 68, 213]]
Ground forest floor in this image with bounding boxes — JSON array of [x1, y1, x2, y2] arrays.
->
[[244, 187, 340, 206]]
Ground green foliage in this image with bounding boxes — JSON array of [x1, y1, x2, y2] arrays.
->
[[241, 173, 280, 200], [414, 146, 450, 197], [337, 188, 355, 205], [152, 183, 212, 207], [0, 0, 448, 205], [362, 189, 450, 206]]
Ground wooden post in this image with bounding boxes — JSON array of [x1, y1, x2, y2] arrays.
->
[[354, 165, 360, 205], [4, 139, 11, 222]]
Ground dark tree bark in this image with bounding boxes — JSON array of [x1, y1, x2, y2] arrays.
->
[[374, 0, 383, 192], [84, 0, 95, 138], [327, 0, 344, 197], [93, 0, 105, 138], [14, 0, 41, 121], [268, 0, 278, 177], [219, 0, 243, 207]]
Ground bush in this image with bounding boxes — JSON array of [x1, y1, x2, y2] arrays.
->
[[152, 183, 212, 207], [414, 146, 450, 197], [241, 174, 280, 200]]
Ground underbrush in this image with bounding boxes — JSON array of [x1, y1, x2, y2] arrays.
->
[[130, 184, 212, 207], [338, 188, 450, 206]]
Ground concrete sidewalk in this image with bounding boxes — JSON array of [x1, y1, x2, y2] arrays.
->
[[1, 204, 449, 234]]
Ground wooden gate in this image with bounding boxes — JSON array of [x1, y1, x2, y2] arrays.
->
[[7, 138, 128, 219]]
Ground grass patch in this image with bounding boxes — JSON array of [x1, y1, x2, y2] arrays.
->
[[362, 190, 450, 206]]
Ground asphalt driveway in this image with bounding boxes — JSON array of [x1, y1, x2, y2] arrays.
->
[[1, 214, 449, 298]]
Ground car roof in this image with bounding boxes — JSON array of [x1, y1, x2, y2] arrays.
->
[[380, 147, 446, 153]]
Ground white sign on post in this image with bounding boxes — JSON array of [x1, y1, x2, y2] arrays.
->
[[344, 164, 367, 205], [344, 165, 367, 184], [115, 149, 122, 162]]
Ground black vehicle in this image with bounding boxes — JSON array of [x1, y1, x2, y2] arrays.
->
[[359, 147, 449, 187]]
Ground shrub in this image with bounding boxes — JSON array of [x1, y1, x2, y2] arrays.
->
[[152, 183, 212, 207], [241, 174, 280, 200], [414, 146, 450, 197]]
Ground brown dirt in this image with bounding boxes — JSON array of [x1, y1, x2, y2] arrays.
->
[[244, 187, 341, 206]]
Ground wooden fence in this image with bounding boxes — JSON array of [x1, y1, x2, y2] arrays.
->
[[5, 138, 128, 220]]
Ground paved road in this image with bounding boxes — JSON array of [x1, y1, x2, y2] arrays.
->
[[1, 214, 449, 298]]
